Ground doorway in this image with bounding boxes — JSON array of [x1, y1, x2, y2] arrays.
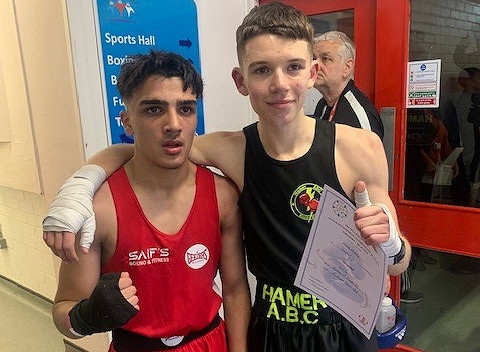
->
[[400, 1, 480, 351]]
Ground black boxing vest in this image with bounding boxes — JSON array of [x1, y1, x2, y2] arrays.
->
[[239, 118, 349, 286]]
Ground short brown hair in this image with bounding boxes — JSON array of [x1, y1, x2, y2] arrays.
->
[[235, 1, 314, 62]]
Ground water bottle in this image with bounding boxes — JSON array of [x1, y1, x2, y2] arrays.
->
[[376, 296, 396, 333]]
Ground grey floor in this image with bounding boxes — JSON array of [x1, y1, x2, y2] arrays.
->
[[0, 277, 66, 352], [400, 250, 480, 352], [1, 251, 479, 352]]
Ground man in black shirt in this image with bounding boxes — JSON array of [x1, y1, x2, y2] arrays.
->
[[312, 31, 384, 139]]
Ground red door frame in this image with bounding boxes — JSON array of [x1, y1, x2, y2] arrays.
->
[[374, 3, 413, 350]]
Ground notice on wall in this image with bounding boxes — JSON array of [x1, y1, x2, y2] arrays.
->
[[95, 0, 203, 144], [406, 59, 441, 108]]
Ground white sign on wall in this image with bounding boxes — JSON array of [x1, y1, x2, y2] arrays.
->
[[406, 59, 441, 108]]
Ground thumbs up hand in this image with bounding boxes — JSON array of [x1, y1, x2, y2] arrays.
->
[[354, 180, 372, 208], [353, 181, 390, 245], [353, 181, 403, 263]]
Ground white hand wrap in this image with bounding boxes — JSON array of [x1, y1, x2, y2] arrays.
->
[[354, 188, 402, 265], [42, 165, 107, 250], [375, 203, 402, 264]]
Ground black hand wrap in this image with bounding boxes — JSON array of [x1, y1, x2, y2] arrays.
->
[[68, 272, 138, 336]]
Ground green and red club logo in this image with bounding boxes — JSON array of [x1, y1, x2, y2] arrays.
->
[[290, 183, 323, 222]]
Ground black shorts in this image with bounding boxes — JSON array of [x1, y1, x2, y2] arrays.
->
[[247, 280, 378, 352]]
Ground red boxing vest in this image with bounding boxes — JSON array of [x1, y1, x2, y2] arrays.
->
[[102, 165, 222, 339]]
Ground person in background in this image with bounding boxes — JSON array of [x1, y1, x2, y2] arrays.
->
[[49, 50, 250, 352], [419, 109, 458, 202], [43, 3, 411, 351], [467, 92, 480, 190], [443, 67, 480, 205], [442, 69, 480, 273], [312, 31, 384, 139]]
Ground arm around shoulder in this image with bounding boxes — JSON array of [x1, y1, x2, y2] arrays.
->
[[42, 144, 134, 260], [87, 143, 134, 177], [191, 131, 245, 188], [42, 163, 107, 259]]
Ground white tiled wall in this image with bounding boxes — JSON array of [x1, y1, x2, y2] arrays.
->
[[0, 186, 57, 300], [410, 0, 480, 76]]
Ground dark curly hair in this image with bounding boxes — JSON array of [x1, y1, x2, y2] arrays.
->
[[117, 50, 203, 101]]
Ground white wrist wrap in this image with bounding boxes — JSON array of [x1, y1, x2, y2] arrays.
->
[[375, 203, 402, 264], [42, 165, 106, 249], [66, 314, 84, 337], [69, 327, 85, 338]]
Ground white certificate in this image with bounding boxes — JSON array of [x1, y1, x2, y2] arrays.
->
[[294, 184, 387, 338]]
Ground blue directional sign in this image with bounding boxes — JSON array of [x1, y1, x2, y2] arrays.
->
[[96, 0, 203, 144]]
